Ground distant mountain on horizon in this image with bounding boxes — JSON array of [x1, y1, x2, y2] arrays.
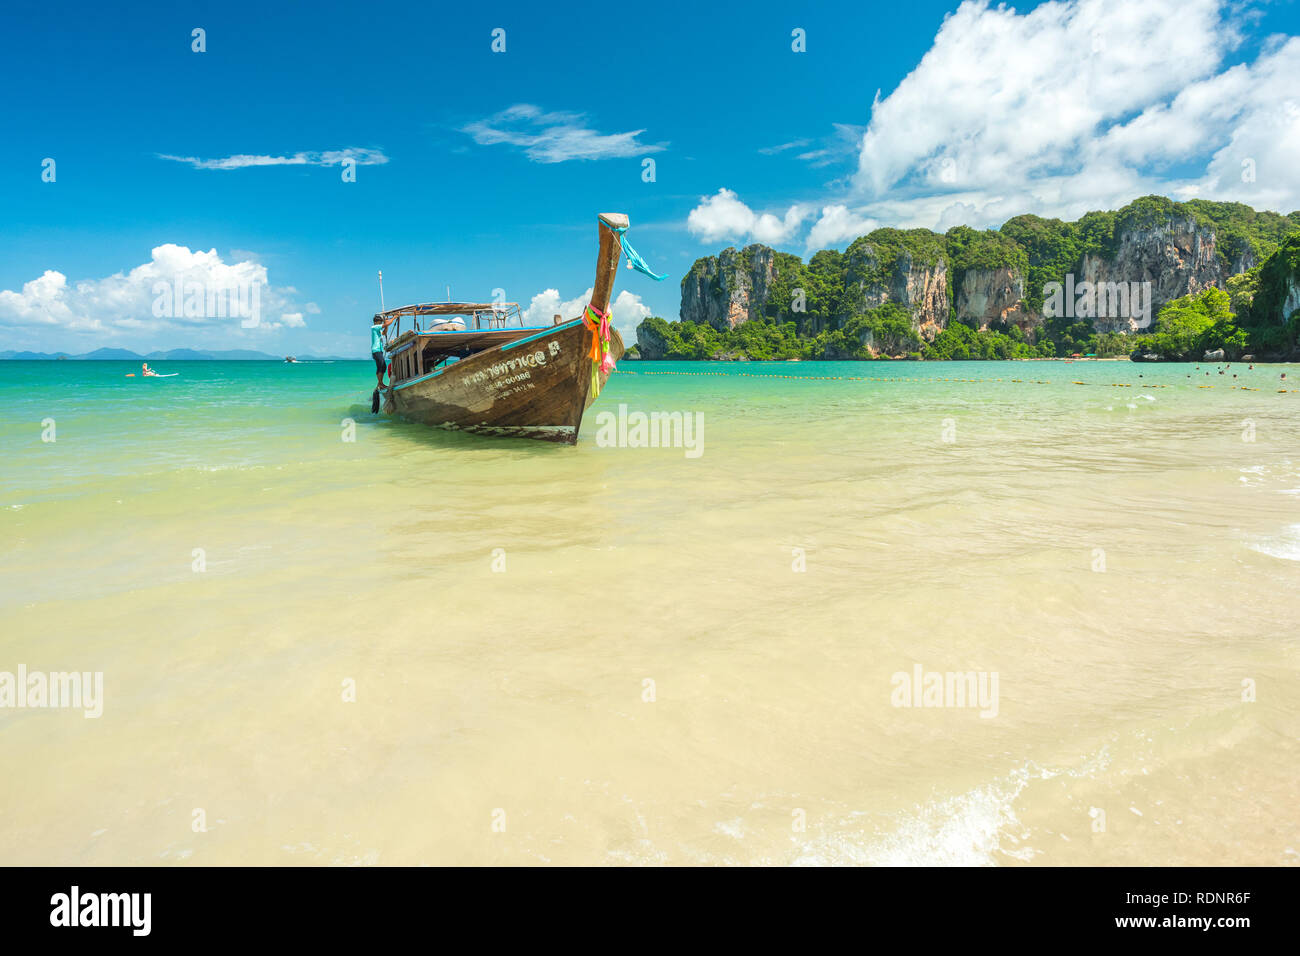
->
[[0, 347, 359, 361]]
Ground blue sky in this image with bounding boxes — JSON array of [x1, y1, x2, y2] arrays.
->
[[1, 0, 1296, 354]]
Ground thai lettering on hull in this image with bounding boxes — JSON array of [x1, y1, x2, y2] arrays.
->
[[465, 342, 559, 389]]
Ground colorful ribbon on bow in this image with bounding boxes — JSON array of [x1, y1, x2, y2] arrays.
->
[[613, 226, 667, 281], [582, 303, 616, 397]]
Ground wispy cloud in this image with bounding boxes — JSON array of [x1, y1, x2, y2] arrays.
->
[[158, 148, 389, 170], [758, 139, 810, 155], [759, 126, 863, 168], [798, 124, 866, 168], [462, 104, 666, 163]]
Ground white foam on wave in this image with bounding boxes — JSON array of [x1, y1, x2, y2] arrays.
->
[[789, 752, 1111, 867], [790, 772, 1036, 867], [713, 818, 745, 840], [1249, 523, 1300, 561]]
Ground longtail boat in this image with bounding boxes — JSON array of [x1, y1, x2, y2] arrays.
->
[[376, 212, 661, 444]]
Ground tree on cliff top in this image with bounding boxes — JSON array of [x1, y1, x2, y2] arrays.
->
[[844, 228, 947, 292], [946, 226, 1029, 307], [1185, 200, 1300, 270]]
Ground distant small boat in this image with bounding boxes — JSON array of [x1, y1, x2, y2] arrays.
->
[[284, 356, 299, 364], [376, 213, 660, 444]]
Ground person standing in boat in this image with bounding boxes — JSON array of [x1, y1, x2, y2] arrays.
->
[[372, 314, 395, 387]]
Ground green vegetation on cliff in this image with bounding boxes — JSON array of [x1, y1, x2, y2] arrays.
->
[[945, 226, 1029, 310], [639, 307, 1058, 361], [762, 250, 848, 334], [997, 212, 1115, 313], [844, 228, 947, 295], [809, 303, 919, 358], [1132, 235, 1300, 360], [1249, 234, 1300, 326], [1183, 200, 1300, 270], [924, 322, 1040, 360], [636, 315, 804, 360], [1142, 287, 1240, 360], [655, 196, 1300, 361]]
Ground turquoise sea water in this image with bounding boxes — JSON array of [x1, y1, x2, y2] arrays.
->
[[2, 358, 1298, 865], [3, 357, 1296, 500]]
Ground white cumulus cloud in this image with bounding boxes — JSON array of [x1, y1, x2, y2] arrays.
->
[[0, 245, 310, 350], [850, 0, 1299, 226], [687, 0, 1300, 243], [686, 188, 810, 245], [522, 287, 651, 342], [805, 205, 881, 250]]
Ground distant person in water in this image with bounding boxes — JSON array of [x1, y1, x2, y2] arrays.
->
[[141, 362, 158, 377], [372, 314, 395, 387]]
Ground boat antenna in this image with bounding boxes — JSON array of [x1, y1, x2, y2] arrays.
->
[[446, 284, 451, 303], [378, 270, 385, 312]]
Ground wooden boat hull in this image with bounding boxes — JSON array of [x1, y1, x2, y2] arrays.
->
[[384, 317, 625, 443]]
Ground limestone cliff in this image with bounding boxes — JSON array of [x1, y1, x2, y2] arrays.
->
[[953, 266, 1033, 330], [634, 317, 673, 361], [661, 198, 1294, 352], [678, 237, 1046, 338], [1079, 214, 1223, 332], [680, 245, 777, 330], [843, 236, 949, 338]]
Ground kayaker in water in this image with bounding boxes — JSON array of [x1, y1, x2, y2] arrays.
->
[[372, 314, 395, 387]]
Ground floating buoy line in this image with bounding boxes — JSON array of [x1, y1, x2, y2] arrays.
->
[[612, 369, 1296, 392]]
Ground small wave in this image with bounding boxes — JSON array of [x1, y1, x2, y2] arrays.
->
[[1249, 523, 1300, 561], [794, 781, 1029, 867], [790, 753, 1109, 867]]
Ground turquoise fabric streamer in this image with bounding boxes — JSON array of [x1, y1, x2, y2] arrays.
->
[[614, 226, 667, 281]]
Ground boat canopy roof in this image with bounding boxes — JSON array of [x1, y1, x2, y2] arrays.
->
[[375, 301, 520, 320], [387, 326, 543, 356]]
